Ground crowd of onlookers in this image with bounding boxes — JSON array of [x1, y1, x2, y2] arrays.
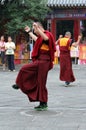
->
[[0, 35, 15, 71]]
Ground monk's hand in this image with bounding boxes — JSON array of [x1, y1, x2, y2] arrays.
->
[[78, 35, 82, 40], [25, 26, 31, 33]]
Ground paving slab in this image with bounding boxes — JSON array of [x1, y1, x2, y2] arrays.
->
[[0, 64, 86, 130]]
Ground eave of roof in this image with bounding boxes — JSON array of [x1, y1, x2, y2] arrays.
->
[[47, 0, 86, 8]]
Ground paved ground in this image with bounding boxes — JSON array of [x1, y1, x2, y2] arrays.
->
[[0, 63, 86, 130]]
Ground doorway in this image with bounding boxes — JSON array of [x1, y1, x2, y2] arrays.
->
[[56, 20, 74, 39]]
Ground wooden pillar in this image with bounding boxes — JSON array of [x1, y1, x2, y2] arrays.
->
[[74, 20, 80, 41], [51, 18, 56, 40]]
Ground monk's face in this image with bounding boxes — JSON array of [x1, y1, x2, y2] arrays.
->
[[68, 34, 71, 39]]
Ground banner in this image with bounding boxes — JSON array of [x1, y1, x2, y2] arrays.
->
[[79, 44, 86, 60], [78, 44, 86, 64]]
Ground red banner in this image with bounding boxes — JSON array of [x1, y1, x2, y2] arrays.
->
[[79, 44, 86, 60], [78, 44, 86, 64]]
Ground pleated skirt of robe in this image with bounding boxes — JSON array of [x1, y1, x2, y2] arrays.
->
[[16, 59, 51, 102], [59, 52, 75, 82]]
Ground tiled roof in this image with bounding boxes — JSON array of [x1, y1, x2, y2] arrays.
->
[[47, 0, 86, 8]]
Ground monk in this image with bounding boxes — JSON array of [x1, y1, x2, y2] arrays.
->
[[12, 22, 56, 110], [56, 32, 82, 86]]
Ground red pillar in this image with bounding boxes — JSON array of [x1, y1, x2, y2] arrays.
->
[[51, 18, 56, 40], [74, 20, 80, 41]]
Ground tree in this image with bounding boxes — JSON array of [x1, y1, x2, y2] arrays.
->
[[0, 0, 49, 36]]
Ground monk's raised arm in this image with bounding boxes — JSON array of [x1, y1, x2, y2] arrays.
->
[[72, 35, 82, 47]]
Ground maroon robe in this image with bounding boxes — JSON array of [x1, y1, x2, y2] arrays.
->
[[58, 37, 75, 82], [16, 31, 56, 102]]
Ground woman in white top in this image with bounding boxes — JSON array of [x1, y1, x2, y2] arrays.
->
[[5, 36, 16, 71]]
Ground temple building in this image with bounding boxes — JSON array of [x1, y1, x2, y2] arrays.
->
[[47, 0, 86, 41]]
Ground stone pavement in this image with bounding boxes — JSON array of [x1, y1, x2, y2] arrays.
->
[[0, 64, 86, 130]]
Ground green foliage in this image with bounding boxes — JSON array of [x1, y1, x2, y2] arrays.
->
[[0, 0, 49, 36]]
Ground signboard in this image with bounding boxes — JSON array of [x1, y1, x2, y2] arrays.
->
[[70, 46, 79, 57], [47, 9, 86, 19]]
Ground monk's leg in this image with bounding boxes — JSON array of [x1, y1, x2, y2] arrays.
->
[[34, 60, 50, 110], [12, 61, 38, 94]]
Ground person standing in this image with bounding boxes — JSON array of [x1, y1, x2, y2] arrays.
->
[[5, 36, 16, 71], [56, 32, 82, 86], [0, 36, 6, 70], [12, 22, 56, 111]]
